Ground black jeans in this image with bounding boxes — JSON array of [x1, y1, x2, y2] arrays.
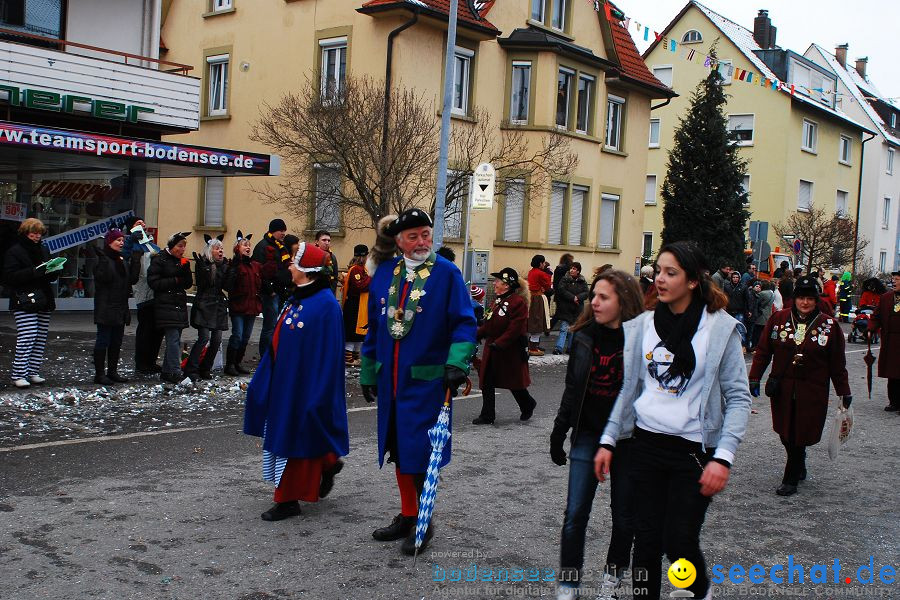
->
[[780, 438, 807, 485], [477, 363, 535, 421], [888, 378, 900, 408], [135, 302, 163, 369], [559, 436, 634, 588], [630, 428, 712, 600], [95, 324, 124, 351]]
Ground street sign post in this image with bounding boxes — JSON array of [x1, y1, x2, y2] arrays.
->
[[471, 163, 495, 210]]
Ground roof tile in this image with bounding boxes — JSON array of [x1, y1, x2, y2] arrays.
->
[[360, 0, 499, 33], [607, 9, 671, 94]]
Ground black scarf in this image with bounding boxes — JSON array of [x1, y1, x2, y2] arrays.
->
[[18, 235, 45, 266], [653, 297, 705, 382]]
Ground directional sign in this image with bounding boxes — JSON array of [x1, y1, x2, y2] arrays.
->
[[472, 162, 495, 210]]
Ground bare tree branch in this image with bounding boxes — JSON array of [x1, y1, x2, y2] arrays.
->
[[773, 205, 868, 272]]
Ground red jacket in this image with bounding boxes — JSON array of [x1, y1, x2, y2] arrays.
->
[[823, 279, 838, 305], [527, 267, 552, 294], [227, 255, 263, 316]]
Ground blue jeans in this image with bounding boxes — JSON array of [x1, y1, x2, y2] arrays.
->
[[731, 313, 748, 347], [229, 314, 256, 350], [559, 435, 634, 587], [162, 327, 183, 376], [555, 320, 572, 353], [258, 294, 280, 356]]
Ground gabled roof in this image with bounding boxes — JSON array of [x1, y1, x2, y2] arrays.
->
[[809, 44, 900, 147], [359, 0, 499, 36], [606, 8, 674, 97], [644, 1, 870, 132]]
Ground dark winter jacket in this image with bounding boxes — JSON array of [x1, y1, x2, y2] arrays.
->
[[725, 280, 750, 316], [554, 273, 589, 323], [147, 250, 193, 329], [2, 236, 58, 312], [226, 254, 262, 316], [93, 247, 140, 326], [191, 257, 230, 331], [251, 233, 291, 298], [552, 262, 571, 295]]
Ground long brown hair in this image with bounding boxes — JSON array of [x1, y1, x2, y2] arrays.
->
[[571, 269, 645, 333], [646, 241, 728, 312]]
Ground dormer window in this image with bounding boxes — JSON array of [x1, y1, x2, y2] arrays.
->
[[681, 30, 702, 44]]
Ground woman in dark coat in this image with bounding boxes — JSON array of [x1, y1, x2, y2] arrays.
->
[[867, 270, 900, 411], [553, 262, 589, 355], [148, 232, 193, 383], [472, 267, 537, 425], [185, 235, 230, 380], [225, 231, 261, 375], [2, 218, 59, 388], [749, 276, 852, 496], [92, 229, 140, 385]]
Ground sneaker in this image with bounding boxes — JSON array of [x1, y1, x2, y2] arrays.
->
[[596, 573, 620, 599], [552, 348, 562, 355], [318, 459, 344, 498], [372, 513, 415, 541], [528, 348, 545, 356], [260, 501, 301, 521], [27, 375, 46, 384], [13, 378, 30, 389]]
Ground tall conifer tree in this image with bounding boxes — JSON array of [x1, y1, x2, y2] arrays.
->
[[661, 57, 750, 271]]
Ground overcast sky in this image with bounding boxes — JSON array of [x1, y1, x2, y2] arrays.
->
[[611, 0, 900, 99]]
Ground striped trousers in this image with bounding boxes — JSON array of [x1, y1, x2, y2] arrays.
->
[[12, 311, 51, 380]]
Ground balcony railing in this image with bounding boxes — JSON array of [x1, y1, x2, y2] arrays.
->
[[0, 26, 192, 75]]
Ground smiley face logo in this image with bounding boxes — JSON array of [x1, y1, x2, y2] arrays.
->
[[667, 558, 696, 589]]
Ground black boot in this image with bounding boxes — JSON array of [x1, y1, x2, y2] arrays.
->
[[235, 344, 252, 374], [319, 459, 344, 498], [106, 347, 129, 383], [372, 513, 415, 541], [224, 346, 239, 376], [260, 501, 301, 521], [93, 349, 114, 385], [401, 523, 434, 555], [198, 344, 217, 380]]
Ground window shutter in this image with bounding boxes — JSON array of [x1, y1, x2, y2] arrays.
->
[[315, 166, 341, 230], [567, 186, 586, 245], [503, 180, 525, 242], [203, 177, 224, 227], [798, 181, 812, 211], [645, 175, 657, 204], [599, 194, 618, 248], [548, 183, 565, 244], [652, 66, 673, 88]]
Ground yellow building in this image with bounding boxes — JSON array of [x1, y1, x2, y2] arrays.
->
[[157, 0, 672, 281], [642, 2, 871, 271]]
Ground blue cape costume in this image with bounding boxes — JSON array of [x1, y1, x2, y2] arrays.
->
[[244, 283, 349, 458], [360, 253, 476, 473]]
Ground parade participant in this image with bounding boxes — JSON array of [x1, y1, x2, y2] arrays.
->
[[750, 281, 775, 351], [553, 262, 589, 355], [148, 232, 193, 384], [867, 270, 900, 412], [253, 218, 291, 356], [838, 271, 853, 322], [595, 241, 751, 600], [4, 218, 59, 388], [92, 229, 140, 385], [472, 267, 536, 425], [360, 209, 476, 556], [185, 235, 230, 380], [341, 245, 371, 367], [244, 242, 348, 521], [225, 231, 261, 375], [123, 215, 164, 374], [527, 255, 552, 356], [749, 276, 851, 496], [550, 270, 644, 600]]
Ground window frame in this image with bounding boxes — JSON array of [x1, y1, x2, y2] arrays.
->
[[509, 60, 532, 125], [741, 174, 751, 206], [200, 177, 225, 228], [550, 0, 567, 31], [312, 163, 343, 232], [451, 46, 475, 116], [598, 193, 619, 249], [567, 184, 589, 246], [575, 73, 594, 135], [206, 53, 230, 117], [649, 118, 661, 148], [212, 0, 232, 11], [798, 179, 814, 213], [652, 65, 673, 88], [716, 59, 733, 85], [645, 175, 657, 206], [887, 147, 894, 175], [727, 113, 755, 146], [320, 36, 348, 105], [835, 189, 848, 217], [883, 197, 891, 229], [839, 135, 852, 165], [547, 181, 568, 245], [556, 67, 574, 129], [681, 29, 703, 44], [892, 113, 897, 129], [605, 94, 625, 151], [801, 119, 818, 154], [642, 232, 653, 260], [501, 178, 527, 243]]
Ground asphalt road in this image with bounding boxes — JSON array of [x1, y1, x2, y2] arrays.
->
[[1, 348, 898, 599]]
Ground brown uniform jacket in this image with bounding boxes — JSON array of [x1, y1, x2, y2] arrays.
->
[[749, 309, 850, 446], [868, 291, 900, 379], [476, 292, 530, 390]]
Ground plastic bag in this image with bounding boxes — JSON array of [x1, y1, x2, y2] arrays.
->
[[827, 404, 854, 460]]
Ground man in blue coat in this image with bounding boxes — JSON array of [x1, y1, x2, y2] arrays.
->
[[360, 208, 477, 555]]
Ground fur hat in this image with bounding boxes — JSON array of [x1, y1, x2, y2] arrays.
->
[[366, 215, 400, 274]]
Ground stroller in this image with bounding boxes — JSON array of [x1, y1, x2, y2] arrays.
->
[[847, 277, 886, 343]]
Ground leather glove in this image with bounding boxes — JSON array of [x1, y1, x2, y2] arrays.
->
[[361, 384, 378, 404], [749, 380, 760, 398], [443, 365, 467, 396], [489, 342, 500, 351], [842, 395, 853, 409], [550, 428, 568, 466]]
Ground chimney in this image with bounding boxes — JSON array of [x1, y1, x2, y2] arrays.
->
[[835, 43, 848, 68], [753, 10, 771, 48], [768, 24, 776, 48], [855, 57, 868, 79]]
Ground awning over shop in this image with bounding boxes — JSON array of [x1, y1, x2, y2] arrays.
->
[[0, 120, 280, 179]]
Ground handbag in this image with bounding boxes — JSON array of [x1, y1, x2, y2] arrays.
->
[[827, 404, 854, 460], [15, 289, 50, 313]]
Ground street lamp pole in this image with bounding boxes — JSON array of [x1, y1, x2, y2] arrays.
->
[[432, 0, 459, 248]]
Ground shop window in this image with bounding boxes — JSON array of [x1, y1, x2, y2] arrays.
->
[[503, 179, 525, 242], [510, 61, 531, 124], [314, 164, 341, 231], [598, 193, 618, 248], [206, 54, 229, 116], [320, 37, 347, 104], [202, 177, 225, 227]]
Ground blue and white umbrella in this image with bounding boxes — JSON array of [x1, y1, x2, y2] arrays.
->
[[414, 396, 451, 560]]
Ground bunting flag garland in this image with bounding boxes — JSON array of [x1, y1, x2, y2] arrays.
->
[[582, 0, 900, 105]]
